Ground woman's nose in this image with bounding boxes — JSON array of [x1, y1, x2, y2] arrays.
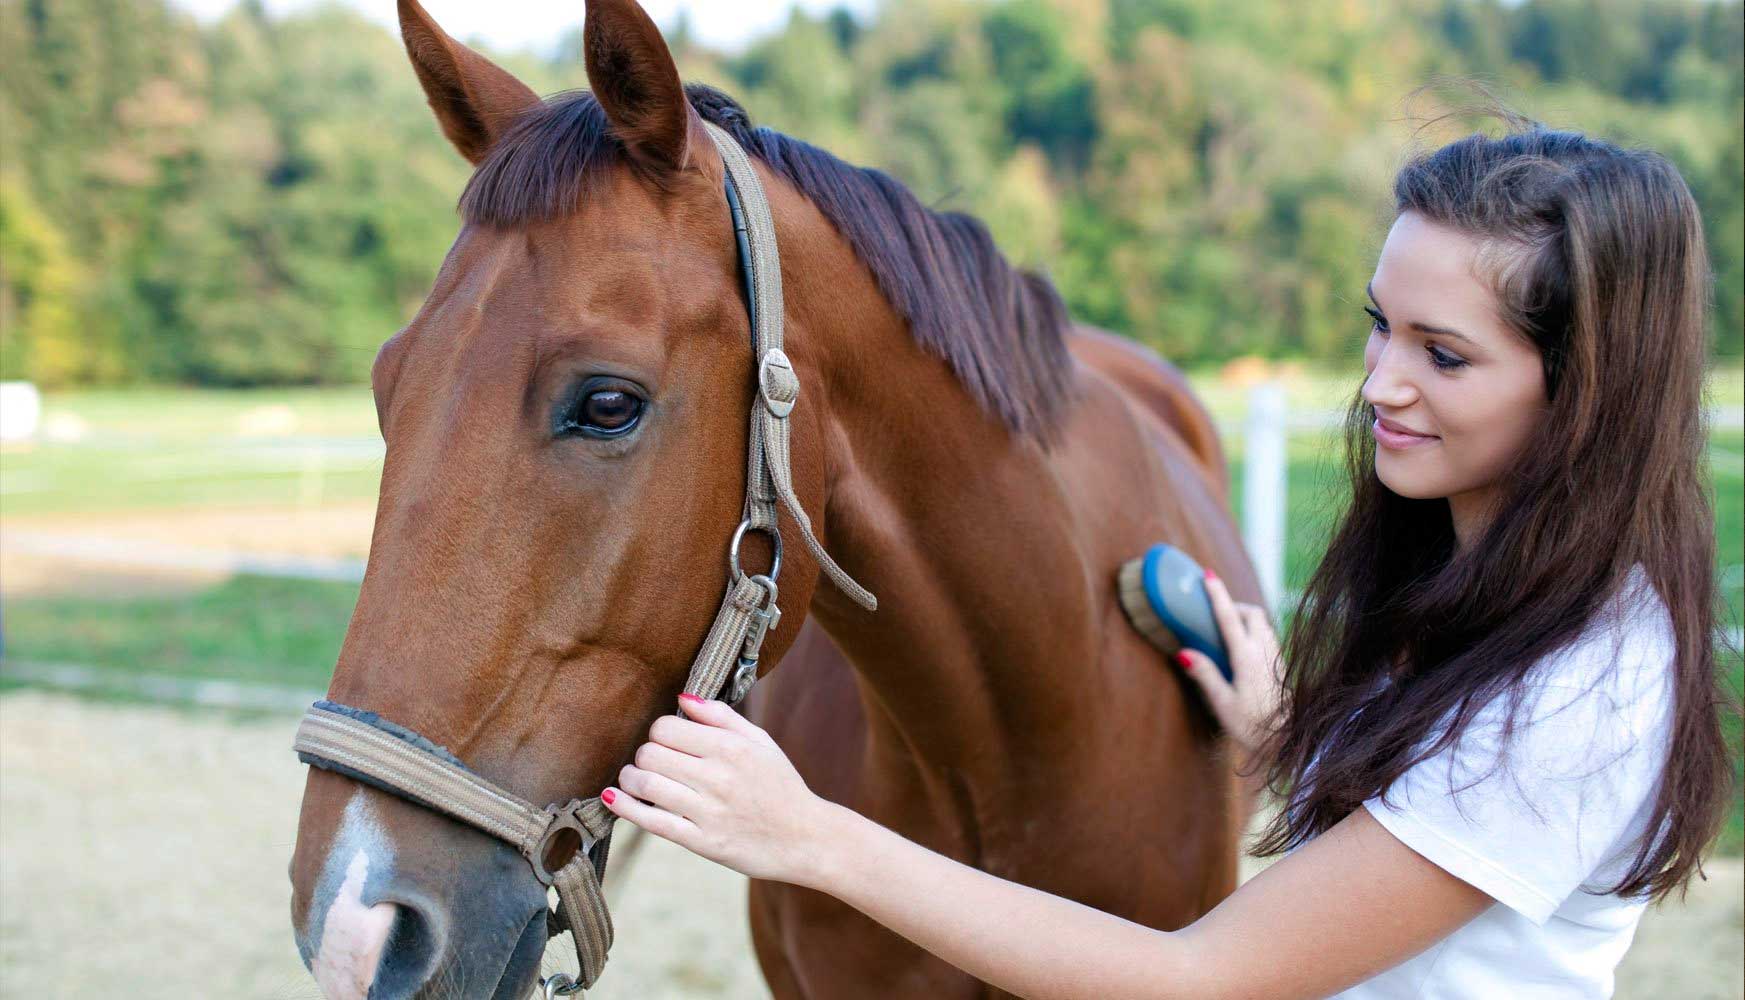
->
[[1362, 341, 1418, 411]]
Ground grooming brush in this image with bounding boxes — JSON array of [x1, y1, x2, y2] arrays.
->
[[1116, 543, 1234, 683]]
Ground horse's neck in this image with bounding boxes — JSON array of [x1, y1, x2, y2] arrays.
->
[[774, 204, 1246, 894], [802, 309, 1132, 792]]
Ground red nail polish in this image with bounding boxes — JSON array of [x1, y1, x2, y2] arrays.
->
[[678, 692, 703, 704], [1204, 568, 1217, 581], [1174, 652, 1192, 669], [601, 788, 617, 805]]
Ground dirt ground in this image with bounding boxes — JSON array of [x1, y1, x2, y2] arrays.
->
[[0, 690, 1738, 1000], [6, 502, 379, 560], [0, 503, 378, 598]]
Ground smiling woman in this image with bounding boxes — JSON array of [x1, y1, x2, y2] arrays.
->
[[1251, 121, 1737, 995], [1360, 211, 1554, 543]]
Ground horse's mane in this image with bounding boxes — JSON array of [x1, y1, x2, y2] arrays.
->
[[458, 84, 1075, 440]]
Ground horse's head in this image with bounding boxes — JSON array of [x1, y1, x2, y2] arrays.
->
[[288, 2, 838, 995]]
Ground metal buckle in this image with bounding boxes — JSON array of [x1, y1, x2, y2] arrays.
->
[[529, 799, 596, 886], [728, 518, 782, 583], [726, 574, 780, 704]]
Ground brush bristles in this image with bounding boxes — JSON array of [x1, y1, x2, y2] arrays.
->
[[1117, 557, 1179, 653]]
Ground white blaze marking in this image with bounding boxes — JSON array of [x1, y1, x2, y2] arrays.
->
[[312, 795, 397, 1000]]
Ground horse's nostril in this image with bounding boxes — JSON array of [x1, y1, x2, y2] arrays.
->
[[371, 899, 444, 999]]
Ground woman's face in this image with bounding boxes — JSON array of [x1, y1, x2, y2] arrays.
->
[[1361, 212, 1549, 528]]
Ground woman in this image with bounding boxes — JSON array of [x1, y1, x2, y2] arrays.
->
[[600, 123, 1735, 998]]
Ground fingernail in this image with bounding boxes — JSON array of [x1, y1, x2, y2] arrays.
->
[[1204, 569, 1218, 581], [601, 788, 617, 805], [1174, 652, 1192, 669], [678, 693, 704, 705]]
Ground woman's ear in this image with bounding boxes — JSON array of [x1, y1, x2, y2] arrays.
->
[[397, 0, 543, 165], [583, 0, 701, 178]]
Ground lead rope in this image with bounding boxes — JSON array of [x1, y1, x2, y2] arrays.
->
[[296, 122, 875, 1000]]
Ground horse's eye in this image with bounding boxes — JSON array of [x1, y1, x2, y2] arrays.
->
[[586, 390, 636, 426], [577, 389, 642, 434]]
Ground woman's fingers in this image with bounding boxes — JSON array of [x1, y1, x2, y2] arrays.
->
[[601, 784, 700, 848], [1236, 604, 1276, 651], [1203, 572, 1247, 647], [617, 762, 707, 819], [648, 696, 773, 757], [1235, 604, 1283, 677], [648, 713, 742, 758], [604, 698, 831, 884], [677, 693, 768, 741], [633, 740, 717, 791], [1177, 646, 1268, 755], [1177, 648, 1241, 719]]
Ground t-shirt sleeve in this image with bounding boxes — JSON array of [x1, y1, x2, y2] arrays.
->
[[1361, 636, 1673, 925]]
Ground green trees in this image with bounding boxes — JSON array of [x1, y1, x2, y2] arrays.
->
[[1, 0, 476, 384], [2, 0, 1739, 386]]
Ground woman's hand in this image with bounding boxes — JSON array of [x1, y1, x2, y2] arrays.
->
[[1174, 571, 1284, 757], [600, 693, 841, 888]]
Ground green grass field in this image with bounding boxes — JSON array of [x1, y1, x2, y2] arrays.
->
[[1, 387, 385, 516], [3, 372, 1740, 849]]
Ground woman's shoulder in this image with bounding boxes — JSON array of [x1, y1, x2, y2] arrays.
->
[[1520, 562, 1677, 741], [1364, 564, 1682, 926]]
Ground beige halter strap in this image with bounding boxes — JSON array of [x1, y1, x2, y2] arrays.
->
[[707, 119, 876, 613], [292, 122, 875, 995]]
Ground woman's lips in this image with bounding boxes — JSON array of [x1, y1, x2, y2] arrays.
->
[[1373, 418, 1439, 449]]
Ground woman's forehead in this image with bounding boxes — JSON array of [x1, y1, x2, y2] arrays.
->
[[1375, 213, 1484, 292], [1372, 212, 1520, 350]]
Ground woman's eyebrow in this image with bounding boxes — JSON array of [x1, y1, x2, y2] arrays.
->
[[1367, 282, 1480, 348]]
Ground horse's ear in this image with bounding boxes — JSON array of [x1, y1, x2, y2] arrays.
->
[[583, 0, 698, 176], [398, 0, 542, 165]]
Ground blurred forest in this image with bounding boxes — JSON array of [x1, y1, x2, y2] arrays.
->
[[2, 0, 1740, 386]]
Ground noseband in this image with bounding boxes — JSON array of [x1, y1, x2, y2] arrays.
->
[[292, 121, 877, 995]]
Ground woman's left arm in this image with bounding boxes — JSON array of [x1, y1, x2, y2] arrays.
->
[[602, 696, 1493, 1000]]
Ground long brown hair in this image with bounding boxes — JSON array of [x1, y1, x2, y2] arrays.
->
[[1254, 120, 1737, 901]]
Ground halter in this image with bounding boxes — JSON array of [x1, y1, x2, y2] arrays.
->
[[292, 121, 877, 995]]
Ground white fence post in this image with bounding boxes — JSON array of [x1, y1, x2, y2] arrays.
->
[[1243, 381, 1288, 615], [0, 382, 42, 442]]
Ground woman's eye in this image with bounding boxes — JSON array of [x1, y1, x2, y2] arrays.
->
[[1363, 306, 1388, 336], [563, 387, 644, 437], [1427, 346, 1468, 371]]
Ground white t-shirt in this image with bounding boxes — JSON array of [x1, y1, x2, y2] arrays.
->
[[1333, 563, 1678, 1000]]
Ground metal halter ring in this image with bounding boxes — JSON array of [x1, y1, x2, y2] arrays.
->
[[542, 972, 584, 998], [728, 518, 782, 583], [528, 800, 595, 886]]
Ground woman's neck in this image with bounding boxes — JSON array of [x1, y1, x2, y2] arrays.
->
[[1446, 488, 1498, 554]]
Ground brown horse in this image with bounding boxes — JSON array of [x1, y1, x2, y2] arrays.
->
[[288, 1, 1263, 996]]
